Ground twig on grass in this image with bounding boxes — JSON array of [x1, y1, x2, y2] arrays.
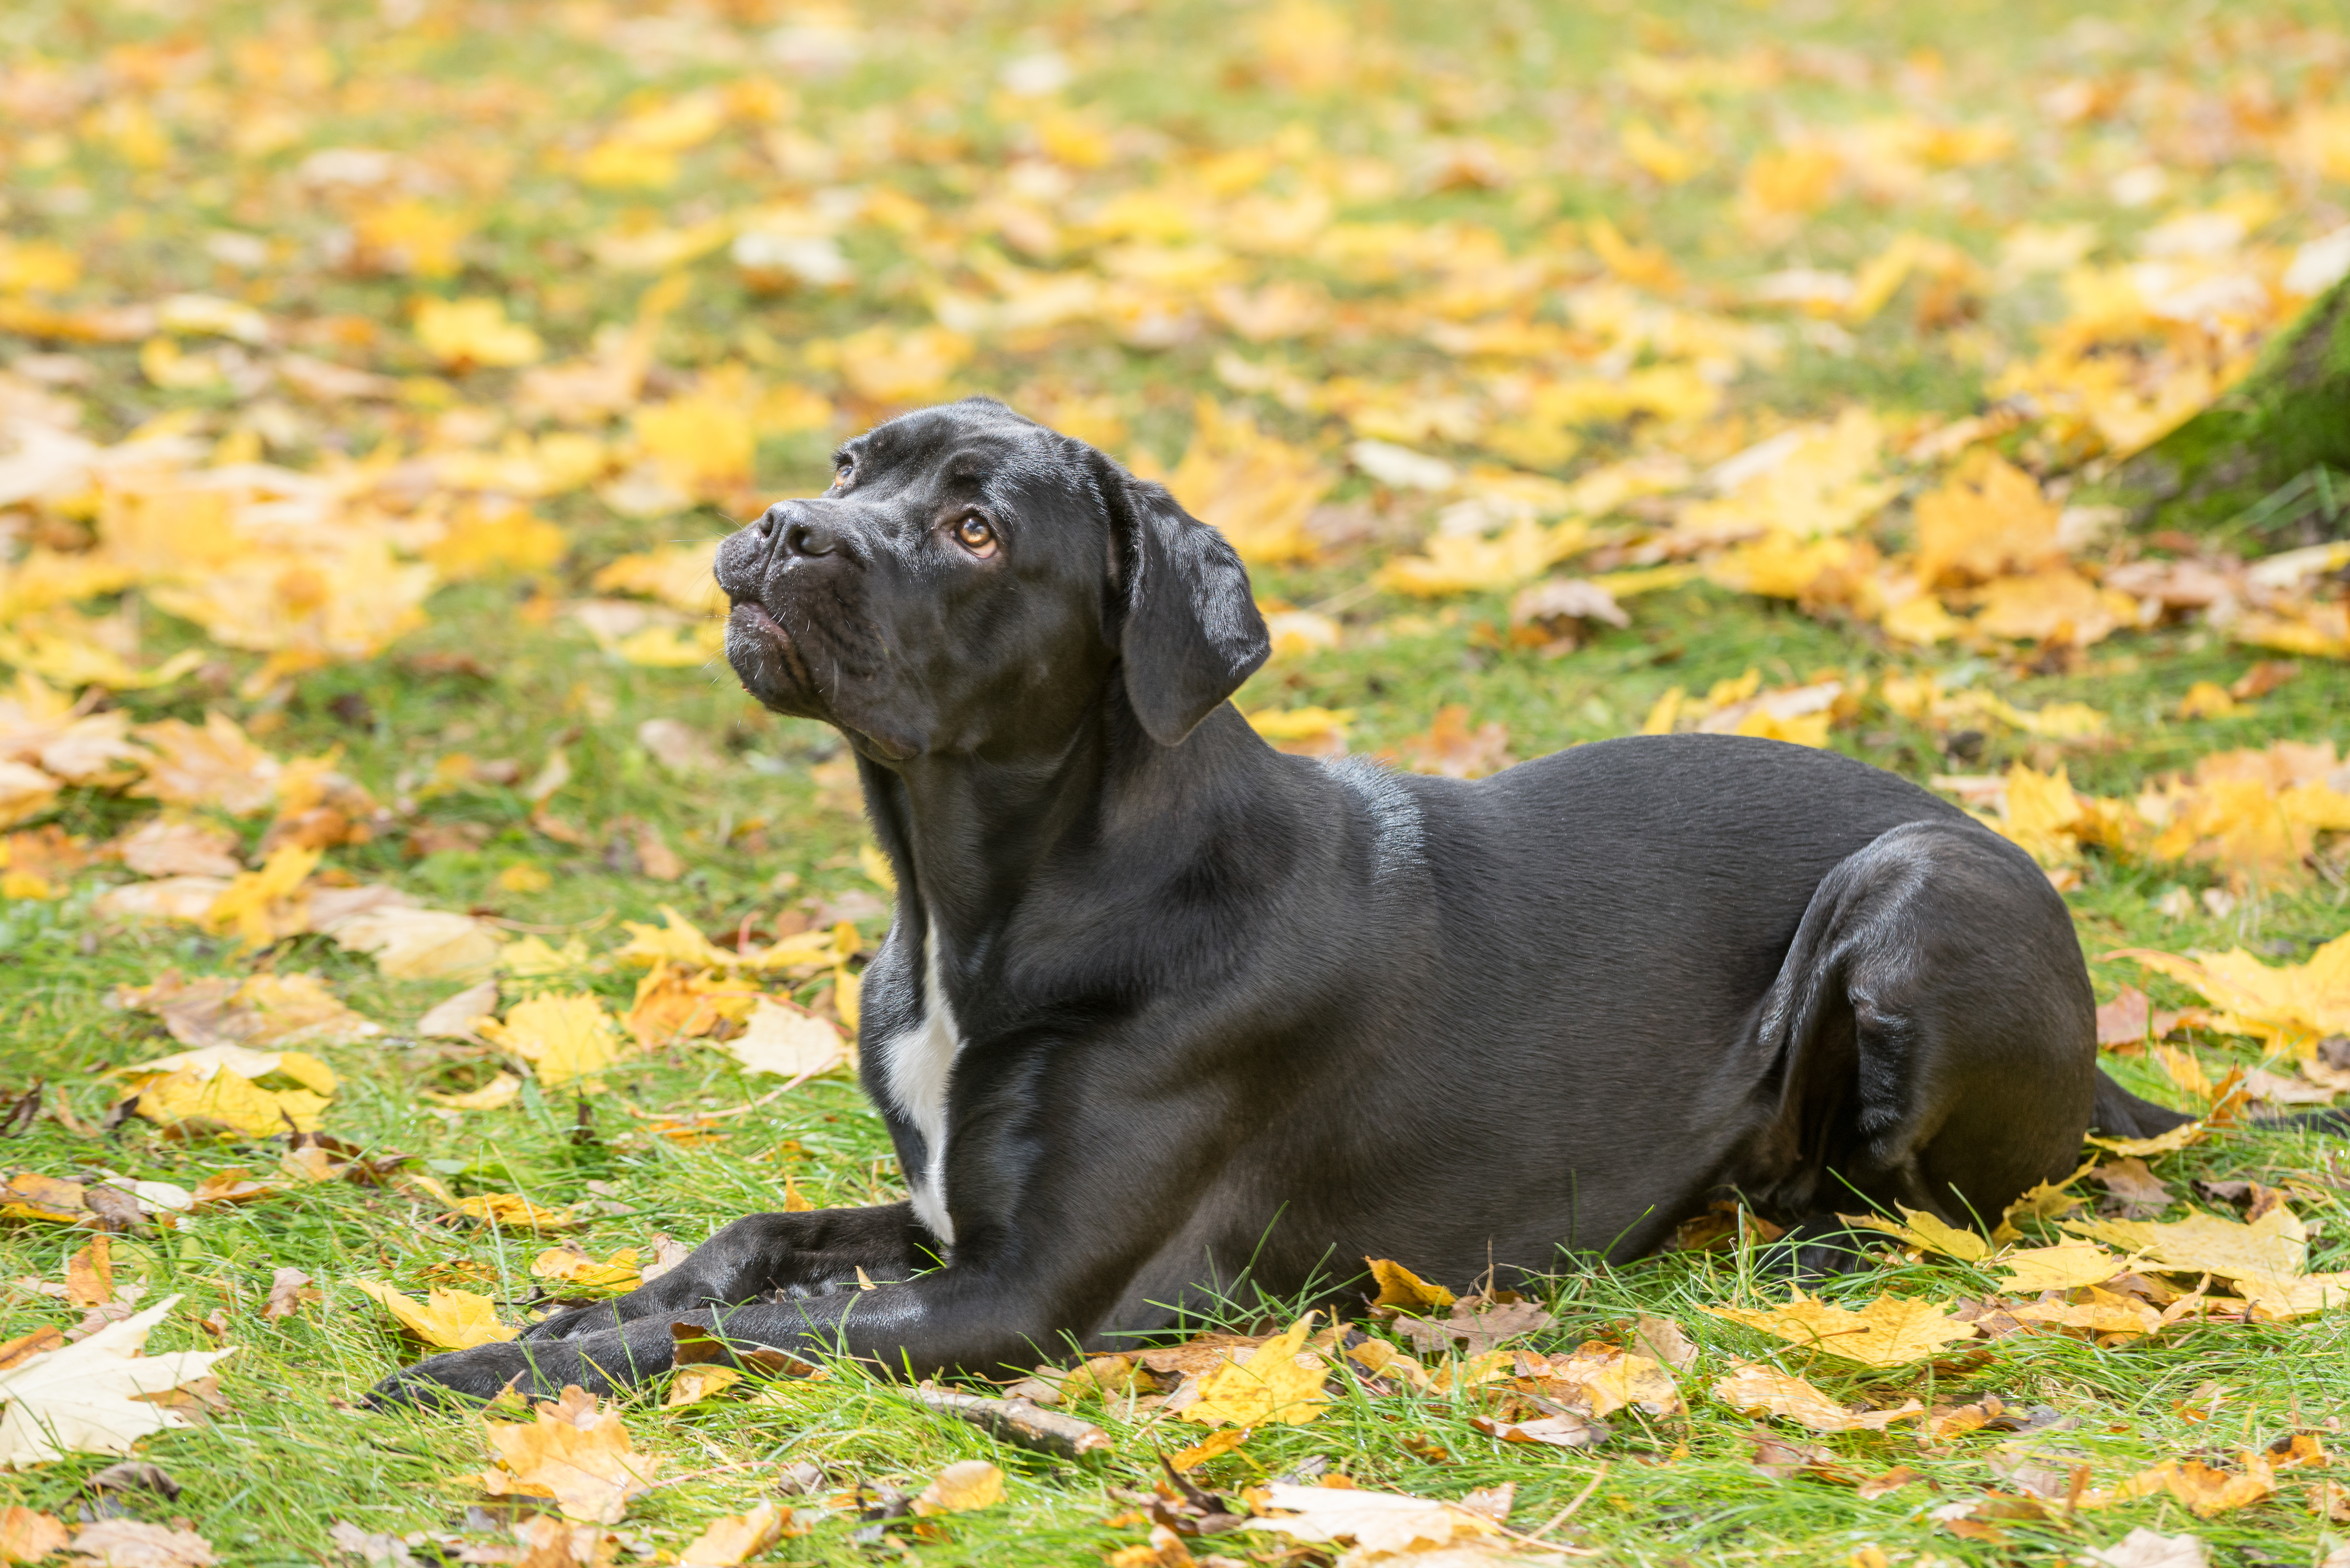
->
[[909, 1383, 1112, 1459]]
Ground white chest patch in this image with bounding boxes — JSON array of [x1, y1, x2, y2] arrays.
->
[[880, 931, 963, 1246]]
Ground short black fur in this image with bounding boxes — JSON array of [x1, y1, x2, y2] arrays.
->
[[373, 398, 2203, 1404]]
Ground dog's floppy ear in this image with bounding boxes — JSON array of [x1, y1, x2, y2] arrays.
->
[[1103, 468, 1270, 747]]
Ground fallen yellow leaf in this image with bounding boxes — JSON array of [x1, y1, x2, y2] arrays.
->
[[914, 1459, 1006, 1514], [1702, 1292, 1979, 1367], [679, 1503, 792, 1565], [1365, 1257, 1455, 1313], [1711, 1362, 1924, 1432], [1996, 1240, 2126, 1293], [530, 1247, 642, 1293], [481, 1387, 661, 1523], [1180, 1314, 1328, 1427], [1846, 1206, 1989, 1262], [349, 1281, 517, 1351], [666, 1365, 741, 1407], [479, 994, 627, 1087]]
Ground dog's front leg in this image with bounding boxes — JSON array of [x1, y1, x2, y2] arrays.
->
[[367, 1203, 932, 1406], [521, 1202, 933, 1343], [373, 1263, 1074, 1404]]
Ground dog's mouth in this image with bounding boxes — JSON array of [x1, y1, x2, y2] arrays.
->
[[724, 597, 820, 712], [724, 595, 921, 762]]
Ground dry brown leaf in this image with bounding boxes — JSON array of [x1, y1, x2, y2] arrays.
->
[[262, 1267, 319, 1321], [65, 1520, 216, 1568], [724, 998, 846, 1079], [110, 819, 240, 879], [416, 979, 500, 1043], [64, 1236, 113, 1309], [421, 1072, 523, 1112], [1632, 1314, 1698, 1371], [0, 1507, 70, 1564], [1240, 1481, 1505, 1553], [1471, 1411, 1607, 1449]]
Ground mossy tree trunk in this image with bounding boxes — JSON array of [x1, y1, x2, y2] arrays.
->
[[2110, 272, 2350, 552]]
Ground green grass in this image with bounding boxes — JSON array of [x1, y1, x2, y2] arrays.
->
[[3, 0, 2350, 1561]]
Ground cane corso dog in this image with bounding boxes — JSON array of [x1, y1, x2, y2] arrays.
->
[[375, 396, 2203, 1403]]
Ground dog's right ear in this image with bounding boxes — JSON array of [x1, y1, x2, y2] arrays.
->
[[1100, 468, 1270, 748]]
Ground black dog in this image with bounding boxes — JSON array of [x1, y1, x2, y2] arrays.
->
[[375, 397, 2197, 1402]]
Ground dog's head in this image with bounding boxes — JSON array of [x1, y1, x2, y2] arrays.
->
[[714, 397, 1270, 761]]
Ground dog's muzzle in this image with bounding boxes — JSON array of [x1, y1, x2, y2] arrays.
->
[[716, 503, 823, 708]]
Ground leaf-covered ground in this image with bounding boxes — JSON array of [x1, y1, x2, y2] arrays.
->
[[1, 0, 2348, 1564]]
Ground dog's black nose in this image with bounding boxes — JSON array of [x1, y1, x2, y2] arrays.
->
[[784, 516, 837, 557], [753, 502, 838, 559]]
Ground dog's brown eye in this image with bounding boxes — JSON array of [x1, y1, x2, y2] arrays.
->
[[954, 516, 997, 555]]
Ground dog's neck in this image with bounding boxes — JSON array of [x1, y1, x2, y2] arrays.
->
[[850, 699, 1278, 968]]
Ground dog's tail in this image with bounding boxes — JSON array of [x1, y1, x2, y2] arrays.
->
[[2090, 1067, 2197, 1139], [2094, 1066, 2350, 1138]]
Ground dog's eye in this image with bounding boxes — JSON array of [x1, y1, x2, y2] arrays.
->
[[830, 462, 854, 493], [953, 516, 998, 556]]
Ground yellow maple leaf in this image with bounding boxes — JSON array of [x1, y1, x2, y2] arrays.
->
[[590, 544, 724, 614], [1710, 1362, 1924, 1432], [478, 994, 627, 1087], [1138, 399, 1329, 567], [128, 1056, 331, 1138], [1969, 564, 2138, 646], [1376, 518, 1590, 596], [128, 712, 280, 816], [1180, 1314, 1329, 1427], [665, 1365, 741, 1408], [1845, 1206, 1989, 1262], [481, 1389, 661, 1523], [2066, 1205, 2308, 1285], [613, 906, 735, 969], [2109, 932, 2350, 1053], [415, 297, 543, 370], [1677, 410, 1895, 543], [1702, 1292, 1978, 1367], [1912, 457, 2061, 587], [422, 1072, 523, 1112], [423, 500, 567, 580], [351, 199, 469, 278], [634, 384, 755, 494], [1365, 1258, 1455, 1313], [1996, 1240, 2126, 1293], [914, 1459, 1006, 1514], [678, 1503, 792, 1566], [530, 1247, 642, 1293], [202, 843, 321, 947], [453, 1192, 582, 1233], [833, 324, 972, 404], [349, 1280, 517, 1350]]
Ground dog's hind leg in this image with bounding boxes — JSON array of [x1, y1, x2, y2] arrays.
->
[[1725, 819, 2102, 1262]]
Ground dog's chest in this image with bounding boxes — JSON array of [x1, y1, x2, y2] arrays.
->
[[878, 931, 964, 1246]]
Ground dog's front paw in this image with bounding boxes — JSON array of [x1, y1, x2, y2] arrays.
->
[[366, 1340, 540, 1409]]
